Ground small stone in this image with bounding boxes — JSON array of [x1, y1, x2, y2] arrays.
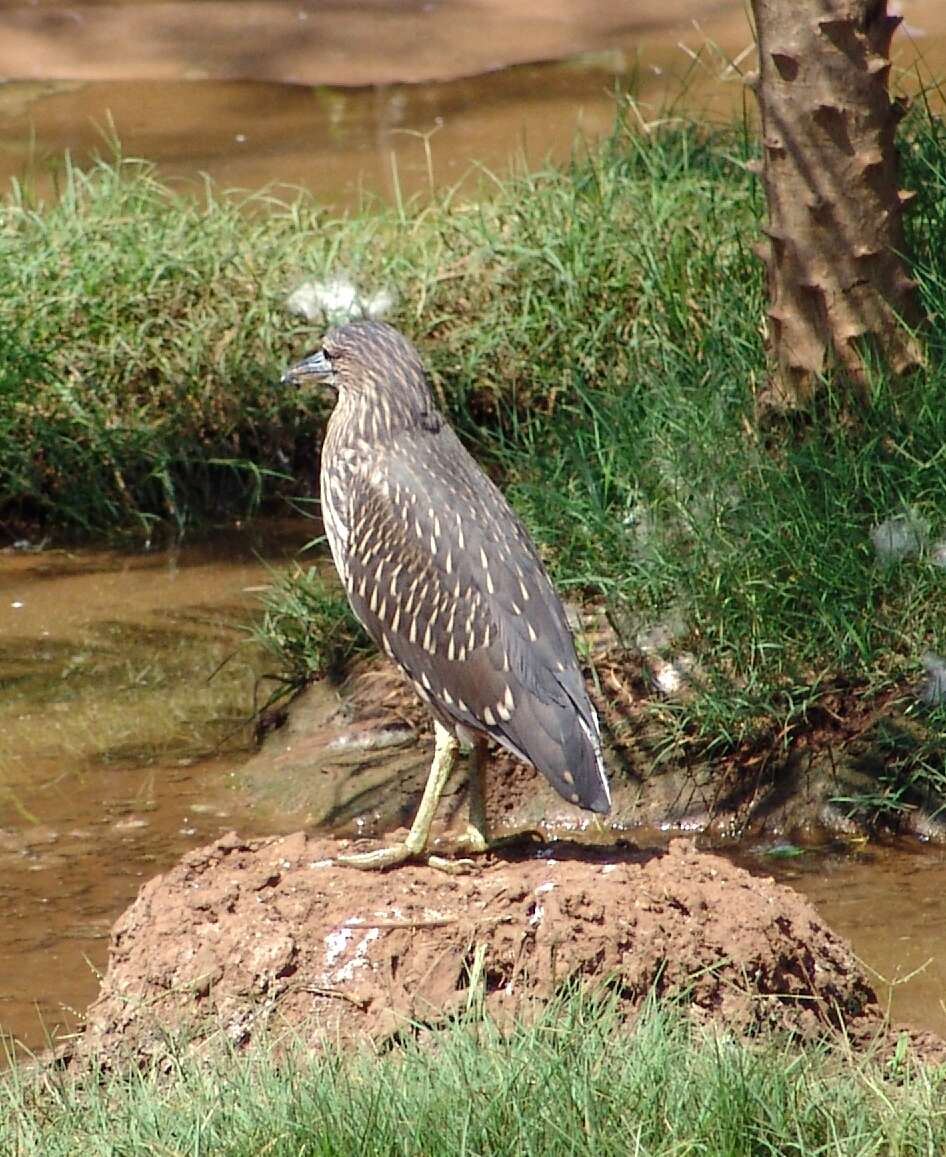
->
[[918, 652, 946, 706], [870, 511, 928, 563]]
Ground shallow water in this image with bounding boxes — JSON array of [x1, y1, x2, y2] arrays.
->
[[0, 522, 309, 1055], [742, 843, 946, 1040], [0, 2, 942, 208]]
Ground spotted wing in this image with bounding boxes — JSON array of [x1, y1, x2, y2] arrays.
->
[[341, 421, 610, 813]]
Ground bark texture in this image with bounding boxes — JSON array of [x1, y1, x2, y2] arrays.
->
[[749, 0, 923, 406]]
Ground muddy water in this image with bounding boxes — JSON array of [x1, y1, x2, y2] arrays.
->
[[0, 522, 309, 1057], [0, 2, 943, 208], [1, 1, 746, 207], [741, 845, 946, 1040]]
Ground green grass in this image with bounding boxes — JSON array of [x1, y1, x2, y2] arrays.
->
[[4, 994, 945, 1155], [0, 152, 380, 535], [4, 102, 946, 818], [252, 562, 372, 692]]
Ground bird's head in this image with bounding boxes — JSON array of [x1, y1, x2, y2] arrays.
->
[[283, 320, 434, 426]]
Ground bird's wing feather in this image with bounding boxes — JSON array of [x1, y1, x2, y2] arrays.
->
[[340, 422, 609, 813]]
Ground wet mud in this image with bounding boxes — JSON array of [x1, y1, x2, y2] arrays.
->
[[75, 832, 945, 1070]]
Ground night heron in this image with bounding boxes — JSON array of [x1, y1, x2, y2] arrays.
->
[[284, 320, 610, 869]]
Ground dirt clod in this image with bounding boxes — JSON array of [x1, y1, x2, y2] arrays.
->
[[74, 832, 934, 1070]]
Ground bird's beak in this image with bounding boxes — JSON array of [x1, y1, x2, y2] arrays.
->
[[281, 350, 336, 389]]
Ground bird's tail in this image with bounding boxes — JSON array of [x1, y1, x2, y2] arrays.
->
[[494, 694, 611, 814]]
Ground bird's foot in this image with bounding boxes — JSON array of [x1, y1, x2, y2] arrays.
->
[[422, 825, 489, 873], [426, 854, 479, 875], [452, 823, 490, 855], [335, 839, 482, 874]]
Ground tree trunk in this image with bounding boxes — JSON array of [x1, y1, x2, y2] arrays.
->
[[749, 0, 924, 408]]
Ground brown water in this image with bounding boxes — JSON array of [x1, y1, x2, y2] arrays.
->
[[744, 844, 946, 1040], [0, 2, 941, 208], [0, 523, 309, 1055]]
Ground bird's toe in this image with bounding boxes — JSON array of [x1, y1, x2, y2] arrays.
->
[[426, 854, 479, 875], [335, 842, 416, 871]]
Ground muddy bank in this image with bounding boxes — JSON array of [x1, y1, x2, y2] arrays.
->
[[75, 832, 945, 1070], [239, 631, 946, 848]]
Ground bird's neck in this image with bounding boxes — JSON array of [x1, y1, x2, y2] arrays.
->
[[328, 390, 440, 448]]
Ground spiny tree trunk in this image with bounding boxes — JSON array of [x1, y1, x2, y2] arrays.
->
[[749, 0, 924, 408]]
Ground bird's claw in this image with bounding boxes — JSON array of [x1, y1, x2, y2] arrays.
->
[[455, 823, 490, 855], [335, 842, 415, 871]]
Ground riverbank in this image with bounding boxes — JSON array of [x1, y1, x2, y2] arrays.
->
[[4, 99, 946, 1150], [4, 102, 946, 831]]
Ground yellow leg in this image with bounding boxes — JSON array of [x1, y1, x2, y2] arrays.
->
[[448, 736, 489, 856], [337, 722, 461, 871]]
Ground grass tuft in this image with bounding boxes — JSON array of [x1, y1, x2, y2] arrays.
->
[[252, 562, 372, 692]]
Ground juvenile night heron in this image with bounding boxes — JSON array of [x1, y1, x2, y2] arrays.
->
[[284, 320, 610, 869]]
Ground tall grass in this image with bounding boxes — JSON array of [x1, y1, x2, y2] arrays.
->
[[4, 994, 944, 1155]]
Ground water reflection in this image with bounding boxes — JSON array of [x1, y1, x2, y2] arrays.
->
[[2, 7, 942, 211], [0, 67, 646, 209]]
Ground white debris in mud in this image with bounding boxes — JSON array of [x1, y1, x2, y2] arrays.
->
[[327, 727, 415, 751], [635, 610, 699, 698], [323, 916, 382, 983], [323, 924, 355, 970], [286, 275, 396, 325], [527, 882, 557, 927], [870, 511, 928, 563], [334, 927, 381, 982], [647, 652, 699, 696]]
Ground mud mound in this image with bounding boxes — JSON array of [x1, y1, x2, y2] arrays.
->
[[72, 832, 918, 1069]]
